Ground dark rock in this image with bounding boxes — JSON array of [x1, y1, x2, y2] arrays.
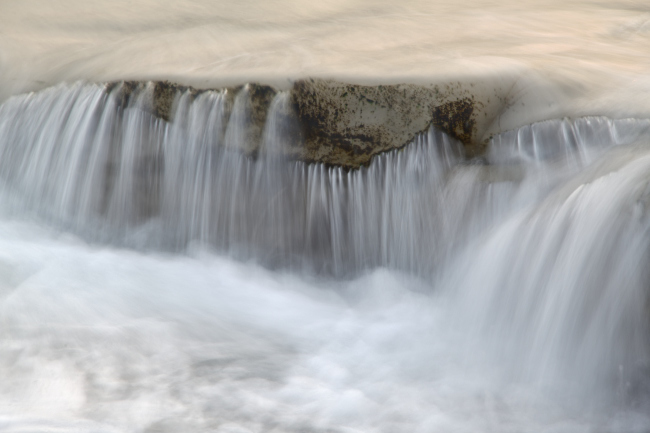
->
[[152, 81, 178, 121], [289, 79, 488, 167], [106, 80, 141, 110], [105, 78, 506, 168], [432, 98, 479, 156]]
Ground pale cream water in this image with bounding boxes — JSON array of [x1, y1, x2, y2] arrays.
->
[[2, 0, 650, 122], [1, 1, 650, 432]]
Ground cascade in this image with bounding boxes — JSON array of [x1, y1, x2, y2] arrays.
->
[[0, 82, 467, 274], [1, 81, 650, 431]]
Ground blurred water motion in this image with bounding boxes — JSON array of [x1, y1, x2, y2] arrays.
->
[[2, 0, 650, 118], [1, 1, 650, 433]]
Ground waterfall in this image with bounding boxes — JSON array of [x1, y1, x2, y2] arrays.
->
[[1, 81, 650, 431], [0, 81, 468, 274], [3, 84, 650, 276], [450, 145, 650, 403]]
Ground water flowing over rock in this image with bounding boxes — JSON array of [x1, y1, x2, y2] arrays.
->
[[105, 78, 525, 167], [0, 81, 468, 273], [2, 81, 650, 275], [2, 79, 650, 431]]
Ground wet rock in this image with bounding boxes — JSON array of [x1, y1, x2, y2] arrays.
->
[[289, 79, 490, 167], [105, 78, 511, 168], [152, 81, 179, 121], [106, 80, 140, 110], [225, 83, 278, 156], [107, 80, 278, 155], [432, 98, 476, 154]]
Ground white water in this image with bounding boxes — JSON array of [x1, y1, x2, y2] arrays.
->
[[0, 82, 650, 432]]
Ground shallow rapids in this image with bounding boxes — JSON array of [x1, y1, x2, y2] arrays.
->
[[0, 81, 650, 431]]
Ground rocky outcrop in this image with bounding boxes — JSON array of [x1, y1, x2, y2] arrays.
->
[[289, 80, 488, 167], [106, 78, 511, 168]]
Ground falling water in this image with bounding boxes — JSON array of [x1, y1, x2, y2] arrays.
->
[[0, 82, 468, 274], [1, 81, 650, 432]]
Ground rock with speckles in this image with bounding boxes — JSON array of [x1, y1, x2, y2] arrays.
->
[[106, 78, 521, 168]]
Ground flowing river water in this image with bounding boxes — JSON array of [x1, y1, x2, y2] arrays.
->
[[1, 1, 650, 432]]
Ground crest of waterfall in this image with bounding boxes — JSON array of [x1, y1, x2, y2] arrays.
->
[[489, 116, 650, 165]]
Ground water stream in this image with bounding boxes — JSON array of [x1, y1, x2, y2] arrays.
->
[[0, 81, 649, 432]]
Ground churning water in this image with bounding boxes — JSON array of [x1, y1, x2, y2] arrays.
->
[[3, 1, 650, 432]]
